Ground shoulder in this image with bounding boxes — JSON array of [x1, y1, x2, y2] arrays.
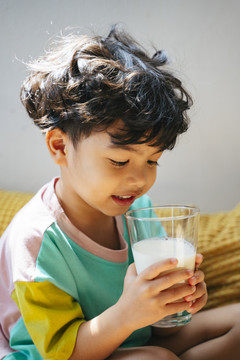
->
[[1, 178, 61, 241], [1, 181, 55, 243], [0, 180, 58, 283]]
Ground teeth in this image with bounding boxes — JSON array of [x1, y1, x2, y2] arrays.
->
[[116, 195, 132, 199]]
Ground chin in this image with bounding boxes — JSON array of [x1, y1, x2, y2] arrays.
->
[[103, 207, 130, 217]]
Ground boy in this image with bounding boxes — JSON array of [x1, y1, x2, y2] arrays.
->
[[0, 26, 239, 360]]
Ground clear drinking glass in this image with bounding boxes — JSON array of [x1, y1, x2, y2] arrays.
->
[[125, 205, 199, 328]]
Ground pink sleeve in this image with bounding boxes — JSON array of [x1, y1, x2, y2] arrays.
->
[[0, 325, 14, 359]]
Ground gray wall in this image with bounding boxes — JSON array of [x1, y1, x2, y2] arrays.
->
[[0, 0, 240, 213]]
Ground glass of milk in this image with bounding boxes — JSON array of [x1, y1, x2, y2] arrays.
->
[[125, 205, 199, 328]]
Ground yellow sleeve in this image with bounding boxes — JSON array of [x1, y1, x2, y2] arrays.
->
[[12, 281, 85, 359]]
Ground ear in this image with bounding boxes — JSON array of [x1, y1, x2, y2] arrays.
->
[[45, 129, 68, 166]]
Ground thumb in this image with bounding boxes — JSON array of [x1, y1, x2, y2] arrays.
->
[[126, 262, 137, 276]]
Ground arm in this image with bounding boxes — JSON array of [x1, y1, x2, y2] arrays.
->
[[69, 301, 133, 360], [70, 259, 196, 360]]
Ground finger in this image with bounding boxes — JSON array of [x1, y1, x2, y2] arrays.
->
[[140, 258, 178, 280], [184, 281, 207, 302], [165, 300, 193, 317], [188, 270, 204, 286], [195, 253, 203, 269], [188, 293, 208, 314], [124, 263, 138, 287], [151, 268, 194, 295], [160, 283, 196, 304], [126, 262, 137, 276]]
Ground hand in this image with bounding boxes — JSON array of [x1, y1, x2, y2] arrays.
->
[[117, 259, 196, 332], [184, 253, 208, 314]]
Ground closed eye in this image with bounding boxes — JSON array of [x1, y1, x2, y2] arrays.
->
[[148, 160, 159, 167], [109, 159, 129, 167]]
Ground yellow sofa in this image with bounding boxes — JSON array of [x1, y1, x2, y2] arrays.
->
[[0, 188, 240, 310]]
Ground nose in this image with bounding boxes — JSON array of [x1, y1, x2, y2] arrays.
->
[[126, 166, 148, 189]]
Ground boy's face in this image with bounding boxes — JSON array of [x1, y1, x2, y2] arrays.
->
[[57, 122, 163, 217]]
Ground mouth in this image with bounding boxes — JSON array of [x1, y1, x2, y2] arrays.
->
[[111, 194, 136, 206]]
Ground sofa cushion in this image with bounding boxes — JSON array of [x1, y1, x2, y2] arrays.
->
[[198, 203, 240, 309], [0, 189, 33, 236]]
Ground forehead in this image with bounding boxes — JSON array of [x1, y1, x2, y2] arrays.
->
[[78, 128, 162, 156]]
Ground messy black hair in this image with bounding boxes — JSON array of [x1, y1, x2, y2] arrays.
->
[[20, 26, 192, 151]]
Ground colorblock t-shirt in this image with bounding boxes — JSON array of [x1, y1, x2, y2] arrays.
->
[[0, 178, 153, 360]]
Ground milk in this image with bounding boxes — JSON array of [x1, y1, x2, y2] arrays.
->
[[132, 237, 196, 274]]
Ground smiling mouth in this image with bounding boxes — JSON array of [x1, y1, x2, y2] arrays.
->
[[111, 195, 136, 206], [114, 195, 133, 200]]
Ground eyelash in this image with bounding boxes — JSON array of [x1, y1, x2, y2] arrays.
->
[[148, 160, 159, 167], [110, 160, 129, 167], [109, 159, 159, 167]]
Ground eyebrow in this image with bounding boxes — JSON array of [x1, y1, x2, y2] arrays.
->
[[107, 143, 162, 155]]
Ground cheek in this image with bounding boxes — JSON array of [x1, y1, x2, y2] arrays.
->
[[147, 169, 157, 188], [78, 160, 115, 190]]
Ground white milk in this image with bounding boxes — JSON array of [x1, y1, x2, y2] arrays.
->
[[132, 237, 196, 274]]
